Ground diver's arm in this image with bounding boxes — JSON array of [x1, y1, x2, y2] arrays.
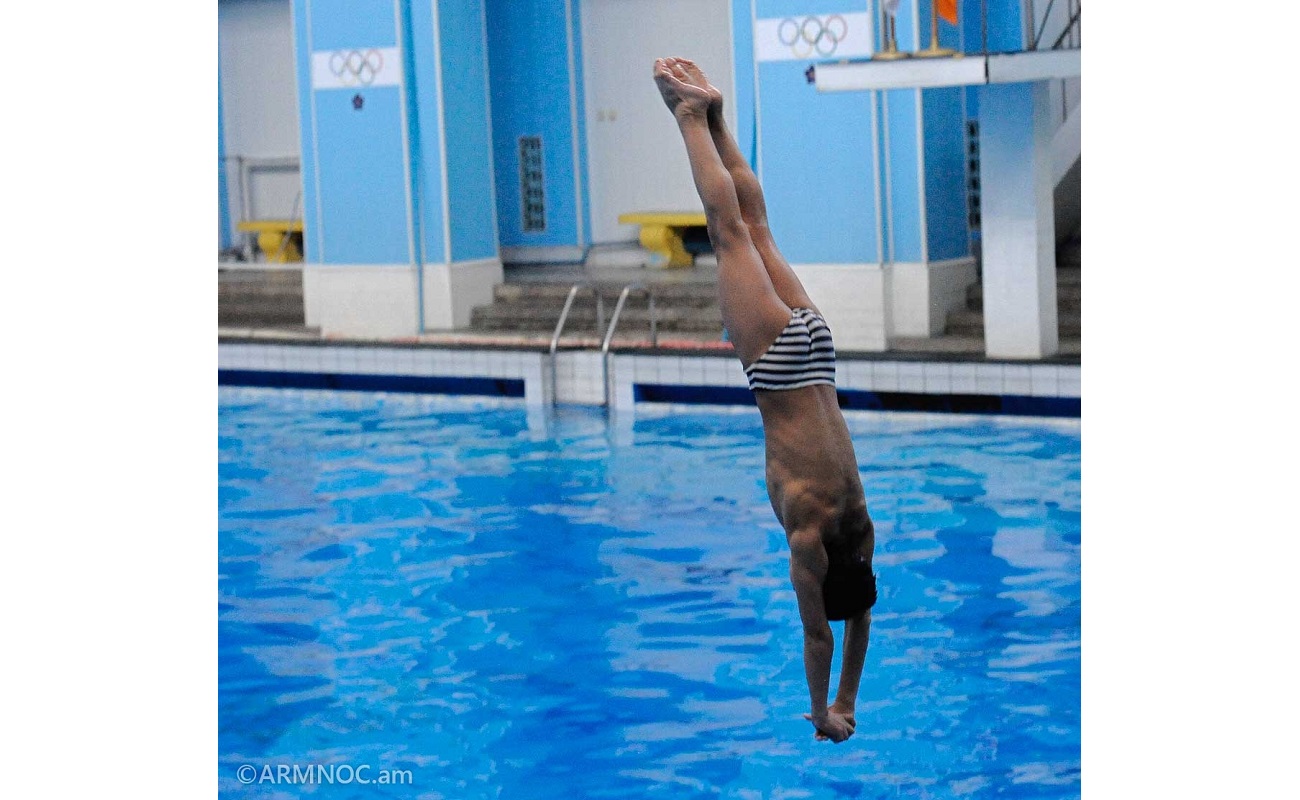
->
[[832, 609, 871, 717], [789, 530, 854, 742]]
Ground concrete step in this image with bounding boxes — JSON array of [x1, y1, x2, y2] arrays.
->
[[945, 308, 1081, 337], [473, 300, 722, 321], [890, 334, 1081, 360], [472, 280, 724, 336], [219, 269, 303, 286], [966, 280, 1080, 317], [963, 296, 1080, 318], [219, 309, 306, 327], [471, 304, 723, 334], [218, 270, 305, 327], [492, 282, 718, 304], [888, 335, 987, 356], [968, 281, 1080, 305], [470, 319, 725, 336], [946, 309, 987, 337], [483, 296, 718, 316]]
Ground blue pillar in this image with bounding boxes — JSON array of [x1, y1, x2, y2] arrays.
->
[[744, 2, 975, 348], [485, 0, 589, 263], [979, 81, 1058, 358], [410, 0, 502, 329], [292, 0, 501, 338], [751, 0, 888, 350], [881, 0, 977, 339], [217, 73, 232, 252], [975, 0, 1059, 359]]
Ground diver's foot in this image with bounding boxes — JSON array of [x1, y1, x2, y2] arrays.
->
[[653, 58, 711, 118], [669, 57, 723, 114]]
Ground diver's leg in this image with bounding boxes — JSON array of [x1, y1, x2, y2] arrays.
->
[[655, 59, 790, 367], [670, 58, 819, 314]]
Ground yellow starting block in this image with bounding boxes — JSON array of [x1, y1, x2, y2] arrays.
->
[[237, 219, 304, 263], [617, 211, 708, 268]]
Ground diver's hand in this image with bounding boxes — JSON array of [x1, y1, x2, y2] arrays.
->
[[804, 709, 855, 743], [828, 699, 856, 729]]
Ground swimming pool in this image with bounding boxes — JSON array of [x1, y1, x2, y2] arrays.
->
[[219, 388, 1080, 798]]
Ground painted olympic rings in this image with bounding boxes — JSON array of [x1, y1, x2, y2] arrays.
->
[[777, 14, 848, 57], [328, 49, 384, 86]]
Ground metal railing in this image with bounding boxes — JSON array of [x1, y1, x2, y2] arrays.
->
[[1028, 0, 1081, 51], [600, 284, 659, 410], [548, 283, 605, 406], [547, 282, 660, 408]]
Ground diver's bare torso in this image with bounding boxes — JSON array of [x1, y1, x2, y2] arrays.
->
[[755, 384, 874, 555]]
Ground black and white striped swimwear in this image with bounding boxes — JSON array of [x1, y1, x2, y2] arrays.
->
[[744, 307, 837, 391]]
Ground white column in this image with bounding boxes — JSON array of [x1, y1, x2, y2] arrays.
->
[[979, 81, 1058, 359]]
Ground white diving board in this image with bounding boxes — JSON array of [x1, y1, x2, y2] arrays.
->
[[814, 49, 1080, 93]]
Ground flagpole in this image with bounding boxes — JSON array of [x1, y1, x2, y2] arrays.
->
[[874, 4, 907, 60], [916, 0, 957, 58]]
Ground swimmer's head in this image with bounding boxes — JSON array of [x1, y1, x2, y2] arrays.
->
[[822, 550, 877, 621]]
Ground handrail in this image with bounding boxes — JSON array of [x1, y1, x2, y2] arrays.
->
[[1030, 0, 1058, 50], [1030, 0, 1081, 52], [600, 284, 658, 411], [1050, 8, 1080, 51], [548, 281, 662, 409], [547, 282, 604, 406]]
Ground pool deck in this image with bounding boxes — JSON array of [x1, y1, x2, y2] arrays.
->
[[218, 258, 1080, 363], [218, 258, 1080, 415]]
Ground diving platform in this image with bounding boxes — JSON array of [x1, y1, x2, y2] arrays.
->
[[814, 48, 1081, 92]]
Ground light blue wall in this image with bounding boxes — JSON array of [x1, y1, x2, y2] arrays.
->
[[883, 87, 922, 263], [294, 0, 411, 265], [571, 2, 591, 244], [278, 0, 980, 270], [984, 0, 1026, 52], [291, 0, 320, 262], [753, 1, 882, 264], [921, 0, 969, 264], [977, 82, 1034, 221], [922, 86, 969, 261], [438, 0, 498, 262], [755, 0, 851, 18], [308, 0, 398, 50], [314, 86, 412, 263], [747, 0, 974, 267], [407, 0, 447, 264], [730, 2, 757, 169], [397, 0, 427, 268], [291, 0, 498, 267], [218, 74, 232, 250], [485, 0, 584, 248], [759, 60, 880, 264]]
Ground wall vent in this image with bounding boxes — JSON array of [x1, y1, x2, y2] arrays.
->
[[519, 136, 546, 232], [964, 120, 982, 232]]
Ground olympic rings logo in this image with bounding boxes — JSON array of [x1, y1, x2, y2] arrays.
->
[[777, 14, 849, 58], [328, 49, 384, 87]]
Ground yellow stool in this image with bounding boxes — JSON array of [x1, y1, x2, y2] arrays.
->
[[617, 211, 708, 268], [237, 219, 304, 263]]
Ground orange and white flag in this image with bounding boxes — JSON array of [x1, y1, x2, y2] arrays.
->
[[937, 0, 958, 26]]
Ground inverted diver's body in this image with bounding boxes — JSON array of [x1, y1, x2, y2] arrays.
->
[[654, 57, 876, 744]]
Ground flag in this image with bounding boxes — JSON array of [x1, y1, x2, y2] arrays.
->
[[937, 0, 958, 26]]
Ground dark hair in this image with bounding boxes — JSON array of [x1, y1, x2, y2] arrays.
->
[[822, 547, 878, 621]]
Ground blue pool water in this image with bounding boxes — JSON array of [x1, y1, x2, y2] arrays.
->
[[219, 388, 1080, 799]]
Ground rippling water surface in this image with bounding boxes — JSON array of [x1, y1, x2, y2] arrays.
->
[[219, 387, 1080, 799]]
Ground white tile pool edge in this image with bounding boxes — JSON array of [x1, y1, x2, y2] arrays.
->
[[218, 343, 1081, 410]]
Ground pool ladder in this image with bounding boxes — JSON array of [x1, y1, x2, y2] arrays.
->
[[548, 282, 658, 409]]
